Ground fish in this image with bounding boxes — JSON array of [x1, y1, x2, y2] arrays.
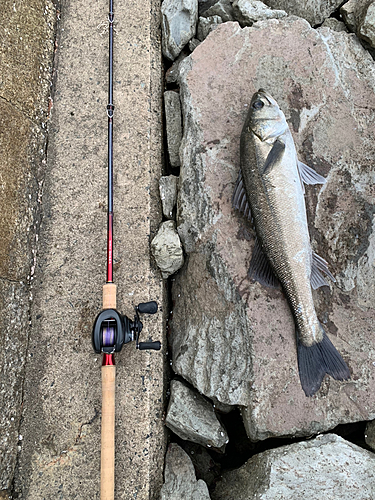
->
[[232, 89, 350, 397]]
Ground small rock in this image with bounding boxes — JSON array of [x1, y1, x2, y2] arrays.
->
[[161, 0, 198, 61], [197, 15, 223, 41], [165, 50, 189, 84], [264, 0, 343, 26], [365, 420, 375, 451], [340, 0, 365, 32], [189, 38, 201, 51], [321, 17, 349, 32], [151, 221, 184, 278], [199, 0, 219, 16], [160, 443, 211, 500], [201, 0, 235, 21], [159, 175, 178, 219], [164, 91, 182, 167], [212, 434, 375, 500], [359, 2, 375, 47], [165, 379, 229, 450], [181, 442, 221, 487], [232, 0, 287, 27]]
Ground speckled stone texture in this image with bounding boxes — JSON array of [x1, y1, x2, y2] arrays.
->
[[212, 434, 375, 500], [171, 18, 375, 440]]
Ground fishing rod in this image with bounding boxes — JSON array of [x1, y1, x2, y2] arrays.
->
[[92, 1, 161, 498]]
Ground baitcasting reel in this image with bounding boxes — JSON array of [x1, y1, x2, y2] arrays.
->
[[92, 301, 161, 354]]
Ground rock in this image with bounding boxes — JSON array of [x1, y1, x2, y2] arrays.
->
[[159, 175, 179, 219], [164, 91, 182, 167], [232, 0, 287, 27], [359, 2, 375, 47], [161, 0, 198, 61], [189, 37, 202, 51], [263, 0, 343, 25], [212, 434, 375, 500], [321, 18, 349, 32], [172, 19, 375, 440], [160, 443, 211, 500], [199, 0, 220, 16], [165, 379, 229, 450], [166, 50, 190, 84], [340, 0, 367, 32], [197, 15, 223, 41], [151, 221, 184, 278], [365, 420, 375, 451], [180, 442, 221, 487], [201, 0, 235, 21]]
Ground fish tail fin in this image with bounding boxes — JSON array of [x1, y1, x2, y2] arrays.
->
[[297, 324, 350, 397]]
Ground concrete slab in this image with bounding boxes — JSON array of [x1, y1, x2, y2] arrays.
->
[[13, 0, 165, 498]]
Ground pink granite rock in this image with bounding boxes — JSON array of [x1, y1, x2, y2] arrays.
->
[[171, 18, 375, 440]]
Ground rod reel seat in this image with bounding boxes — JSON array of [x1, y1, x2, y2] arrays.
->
[[92, 301, 161, 353]]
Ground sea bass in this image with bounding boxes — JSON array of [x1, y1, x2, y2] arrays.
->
[[233, 89, 350, 397]]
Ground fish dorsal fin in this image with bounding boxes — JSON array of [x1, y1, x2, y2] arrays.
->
[[262, 138, 286, 176], [298, 161, 326, 186], [310, 252, 336, 290], [248, 238, 280, 288], [232, 169, 252, 221]]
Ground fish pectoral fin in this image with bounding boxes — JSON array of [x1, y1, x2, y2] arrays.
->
[[262, 138, 285, 176], [310, 252, 336, 290], [232, 169, 252, 221], [298, 161, 326, 186], [248, 238, 280, 288]]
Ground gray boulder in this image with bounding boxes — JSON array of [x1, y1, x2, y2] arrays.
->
[[161, 0, 198, 61], [151, 221, 184, 278], [340, 0, 375, 47], [160, 443, 211, 500], [164, 91, 182, 168], [263, 0, 343, 25], [321, 18, 349, 32], [359, 1, 375, 47], [232, 0, 287, 27], [165, 379, 229, 450], [212, 434, 375, 500], [172, 18, 375, 440], [201, 0, 235, 21]]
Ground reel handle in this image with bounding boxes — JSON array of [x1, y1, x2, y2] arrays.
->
[[138, 341, 161, 351], [137, 301, 158, 314]]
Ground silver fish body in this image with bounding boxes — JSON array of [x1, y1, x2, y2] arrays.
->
[[234, 90, 350, 396]]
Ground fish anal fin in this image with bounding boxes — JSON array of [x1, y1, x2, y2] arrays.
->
[[297, 324, 350, 397], [311, 252, 335, 290], [262, 138, 285, 176], [298, 160, 326, 186], [232, 169, 252, 222], [248, 239, 279, 288]]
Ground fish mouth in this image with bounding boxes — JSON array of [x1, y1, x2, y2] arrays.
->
[[254, 89, 279, 107]]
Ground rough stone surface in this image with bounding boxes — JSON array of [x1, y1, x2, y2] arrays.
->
[[165, 379, 229, 450], [365, 420, 375, 450], [162, 0, 198, 61], [172, 19, 375, 441], [0, 0, 55, 493], [160, 175, 179, 219], [340, 0, 368, 33], [12, 0, 166, 498], [212, 434, 375, 500], [232, 0, 287, 27], [180, 442, 221, 487], [151, 221, 185, 278], [321, 17, 349, 32], [165, 49, 190, 83], [264, 0, 343, 25], [197, 15, 223, 41], [165, 90, 183, 167], [160, 443, 211, 500], [201, 0, 235, 21], [359, 1, 375, 47]]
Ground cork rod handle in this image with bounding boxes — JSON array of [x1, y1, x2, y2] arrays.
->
[[101, 365, 116, 500]]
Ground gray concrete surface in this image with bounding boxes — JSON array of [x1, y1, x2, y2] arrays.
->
[[0, 0, 166, 498]]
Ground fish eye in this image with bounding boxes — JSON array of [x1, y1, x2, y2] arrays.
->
[[252, 100, 264, 109]]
